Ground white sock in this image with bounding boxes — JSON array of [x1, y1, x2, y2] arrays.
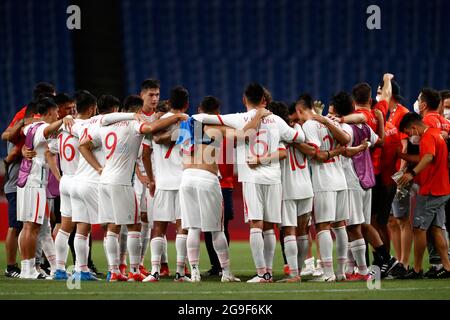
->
[[212, 231, 231, 276], [346, 242, 356, 274], [106, 232, 120, 274], [41, 228, 57, 273], [317, 230, 334, 277], [119, 226, 128, 266], [74, 234, 89, 272], [27, 258, 36, 276], [176, 234, 188, 275], [186, 228, 202, 274], [150, 237, 164, 275], [332, 226, 348, 276], [351, 238, 368, 275], [296, 235, 309, 272], [140, 222, 150, 266], [103, 237, 110, 271], [249, 228, 266, 276], [284, 235, 298, 276], [55, 230, 70, 271], [21, 260, 28, 276], [263, 229, 276, 275], [161, 235, 168, 264], [127, 231, 142, 274]]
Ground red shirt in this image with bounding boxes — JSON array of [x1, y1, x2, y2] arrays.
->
[[388, 104, 409, 140], [380, 122, 401, 186], [423, 112, 450, 132], [8, 106, 27, 128], [218, 137, 234, 189], [417, 128, 450, 196], [375, 100, 389, 122], [355, 107, 382, 175]]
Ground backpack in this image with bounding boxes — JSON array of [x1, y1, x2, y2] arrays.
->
[[17, 122, 45, 188], [350, 124, 376, 189]]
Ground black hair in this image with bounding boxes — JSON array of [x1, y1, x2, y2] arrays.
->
[[169, 86, 189, 110], [25, 102, 38, 118], [199, 96, 221, 114], [123, 95, 144, 112], [420, 88, 441, 111], [98, 95, 121, 114], [75, 90, 97, 114], [295, 93, 313, 110], [399, 112, 423, 133], [33, 82, 55, 101], [440, 90, 450, 101], [244, 83, 265, 105], [288, 102, 297, 115], [331, 91, 354, 116], [156, 100, 170, 113], [54, 93, 74, 106], [141, 79, 160, 91], [352, 83, 372, 105], [266, 101, 290, 124], [36, 98, 58, 115]]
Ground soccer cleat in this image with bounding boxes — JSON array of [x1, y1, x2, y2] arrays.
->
[[380, 256, 399, 279], [221, 274, 241, 283], [88, 264, 104, 277], [119, 264, 128, 276], [128, 273, 146, 282], [402, 269, 423, 280], [301, 257, 316, 276], [5, 264, 21, 278], [345, 272, 355, 280], [139, 265, 150, 277], [246, 274, 269, 283], [309, 274, 336, 282], [174, 272, 192, 282], [346, 273, 370, 281], [109, 272, 128, 282], [160, 263, 170, 277], [143, 272, 160, 283], [190, 267, 201, 283], [184, 265, 191, 277], [389, 263, 408, 279], [424, 265, 440, 279], [312, 260, 324, 277], [53, 269, 69, 281], [336, 274, 347, 282], [27, 270, 49, 280], [435, 268, 450, 279], [80, 271, 100, 281], [276, 275, 301, 283], [37, 268, 53, 280], [202, 267, 222, 277], [283, 264, 290, 276], [106, 271, 112, 282]]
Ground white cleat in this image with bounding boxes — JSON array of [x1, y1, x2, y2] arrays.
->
[[309, 274, 336, 282], [301, 258, 316, 277], [246, 273, 272, 283], [312, 260, 324, 277], [190, 267, 201, 283], [336, 274, 347, 282], [221, 274, 241, 283]]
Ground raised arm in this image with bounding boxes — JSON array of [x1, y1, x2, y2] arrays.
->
[[380, 73, 394, 103]]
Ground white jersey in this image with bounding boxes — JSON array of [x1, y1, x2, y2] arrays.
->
[[280, 124, 314, 200], [22, 122, 50, 188], [152, 112, 184, 190], [341, 123, 379, 190], [74, 115, 105, 183], [302, 119, 347, 192], [91, 119, 144, 186], [193, 109, 305, 184], [55, 118, 87, 176]]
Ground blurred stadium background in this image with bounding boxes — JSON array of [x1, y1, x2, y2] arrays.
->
[[1, 0, 450, 239]]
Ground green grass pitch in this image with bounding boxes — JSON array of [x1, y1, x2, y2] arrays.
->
[[1, 241, 450, 300]]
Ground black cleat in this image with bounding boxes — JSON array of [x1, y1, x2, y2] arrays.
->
[[424, 266, 439, 279], [389, 263, 408, 279], [5, 264, 21, 278], [202, 268, 222, 277], [88, 264, 104, 277], [402, 269, 423, 280], [435, 268, 450, 279], [380, 256, 399, 279]]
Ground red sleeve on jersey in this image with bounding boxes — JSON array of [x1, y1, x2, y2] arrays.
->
[[217, 115, 225, 125]]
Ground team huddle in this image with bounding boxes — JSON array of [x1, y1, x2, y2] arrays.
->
[[2, 74, 450, 283]]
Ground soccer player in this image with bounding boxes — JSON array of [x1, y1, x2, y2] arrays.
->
[[295, 94, 351, 282], [17, 98, 73, 279], [397, 112, 450, 279], [193, 83, 305, 283]]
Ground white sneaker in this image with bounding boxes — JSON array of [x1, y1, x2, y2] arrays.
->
[[313, 260, 324, 277], [190, 267, 201, 283], [301, 258, 316, 276], [246, 273, 272, 283], [336, 273, 346, 282], [310, 274, 336, 282], [221, 273, 241, 283]]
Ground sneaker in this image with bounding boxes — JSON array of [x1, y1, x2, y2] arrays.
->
[[109, 272, 128, 282], [160, 263, 170, 277], [402, 269, 423, 280], [424, 265, 440, 279], [347, 273, 370, 281], [389, 263, 408, 279], [143, 272, 160, 283], [283, 264, 290, 276], [128, 273, 146, 282], [5, 264, 21, 278], [276, 275, 301, 283], [380, 256, 399, 278], [336, 274, 347, 282], [53, 269, 69, 281], [190, 267, 201, 283], [139, 265, 150, 277], [312, 260, 324, 277], [202, 267, 222, 277], [309, 274, 336, 282], [247, 274, 269, 283], [221, 273, 241, 283], [435, 267, 450, 279], [174, 272, 192, 282], [119, 264, 128, 276]]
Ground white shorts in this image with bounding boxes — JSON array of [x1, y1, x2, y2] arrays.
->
[[179, 169, 223, 232], [17, 186, 48, 225], [313, 190, 349, 224], [133, 178, 148, 213], [98, 184, 140, 225], [152, 189, 180, 223], [242, 182, 282, 224], [71, 180, 99, 224], [281, 197, 314, 227], [347, 189, 372, 226], [60, 175, 75, 218]]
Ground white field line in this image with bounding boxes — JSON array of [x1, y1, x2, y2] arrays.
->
[[1, 286, 450, 296]]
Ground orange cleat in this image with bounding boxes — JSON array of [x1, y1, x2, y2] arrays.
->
[[119, 264, 128, 276], [128, 273, 146, 282], [160, 263, 170, 277], [110, 272, 128, 282], [283, 264, 290, 276], [347, 273, 370, 281], [139, 265, 150, 277]]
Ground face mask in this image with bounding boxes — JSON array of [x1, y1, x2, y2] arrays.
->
[[413, 100, 420, 114], [409, 128, 420, 145], [444, 109, 450, 120], [376, 95, 381, 102]]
